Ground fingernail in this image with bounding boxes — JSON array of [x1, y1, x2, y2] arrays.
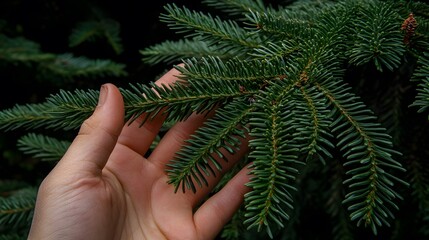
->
[[98, 84, 108, 106]]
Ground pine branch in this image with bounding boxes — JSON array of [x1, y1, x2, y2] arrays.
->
[[316, 79, 408, 234], [202, 0, 266, 17], [0, 35, 126, 78], [245, 9, 314, 43], [249, 40, 300, 64], [346, 1, 405, 71], [178, 56, 288, 82], [0, 35, 55, 63], [244, 87, 303, 238], [69, 18, 123, 54], [0, 73, 256, 132], [0, 89, 99, 131], [123, 77, 256, 124], [166, 99, 252, 193], [0, 187, 36, 230], [160, 3, 260, 55], [294, 85, 334, 164], [100, 19, 123, 55], [140, 39, 232, 65], [410, 52, 429, 118], [69, 21, 100, 47], [40, 53, 127, 78], [17, 133, 70, 161]]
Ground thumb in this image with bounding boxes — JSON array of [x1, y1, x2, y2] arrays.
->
[[55, 83, 125, 174]]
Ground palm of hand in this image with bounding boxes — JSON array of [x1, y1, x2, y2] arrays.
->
[[28, 68, 250, 240]]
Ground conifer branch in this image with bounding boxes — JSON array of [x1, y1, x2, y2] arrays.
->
[[0, 35, 126, 78], [69, 18, 123, 54], [17, 133, 70, 161], [160, 3, 260, 55], [295, 85, 334, 164], [245, 90, 302, 238], [245, 9, 314, 41], [123, 78, 257, 124], [0, 35, 55, 63], [0, 89, 99, 131], [178, 56, 288, 82], [140, 39, 232, 65], [0, 187, 36, 230], [410, 52, 429, 118], [41, 53, 127, 78], [166, 99, 252, 193], [316, 79, 407, 234], [346, 1, 405, 71], [202, 0, 266, 17]]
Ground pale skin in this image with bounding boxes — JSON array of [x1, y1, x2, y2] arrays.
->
[[28, 67, 251, 240]]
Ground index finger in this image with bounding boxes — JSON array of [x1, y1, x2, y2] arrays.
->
[[117, 66, 183, 157]]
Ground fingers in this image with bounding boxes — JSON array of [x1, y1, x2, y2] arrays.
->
[[55, 84, 125, 174], [149, 110, 250, 204], [194, 165, 251, 239], [117, 66, 183, 157]]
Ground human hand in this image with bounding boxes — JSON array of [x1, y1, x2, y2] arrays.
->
[[27, 67, 251, 240]]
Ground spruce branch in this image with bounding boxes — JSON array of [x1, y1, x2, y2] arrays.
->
[[245, 9, 314, 42], [249, 40, 301, 64], [166, 99, 252, 193], [410, 52, 429, 118], [160, 3, 260, 55], [123, 76, 256, 124], [0, 35, 126, 78], [40, 53, 127, 78], [316, 79, 408, 234], [244, 88, 303, 238], [69, 18, 123, 54], [0, 35, 55, 63], [0, 89, 99, 131], [140, 39, 232, 65], [0, 187, 36, 230], [294, 85, 334, 164], [346, 1, 405, 71], [178, 56, 289, 82], [202, 0, 266, 17], [17, 133, 70, 161]]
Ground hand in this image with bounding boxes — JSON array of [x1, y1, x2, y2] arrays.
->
[[28, 67, 251, 240]]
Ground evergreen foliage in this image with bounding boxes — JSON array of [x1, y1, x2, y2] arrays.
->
[[1, 0, 429, 239], [17, 133, 70, 162], [0, 183, 36, 238], [69, 18, 123, 55], [0, 34, 127, 80]]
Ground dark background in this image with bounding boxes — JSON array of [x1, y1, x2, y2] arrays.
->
[[0, 0, 208, 184]]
